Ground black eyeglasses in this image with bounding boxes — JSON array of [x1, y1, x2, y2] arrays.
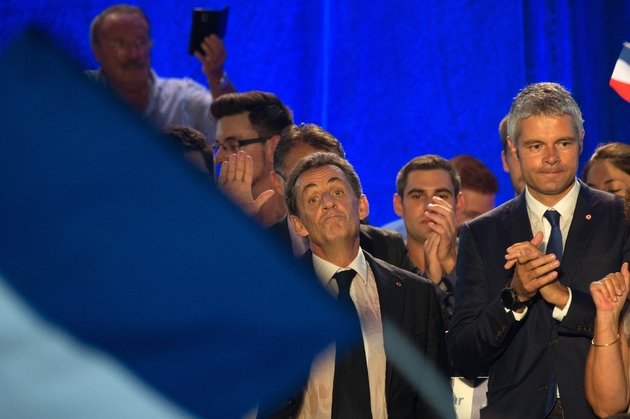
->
[[275, 171, 288, 182], [212, 137, 270, 154]]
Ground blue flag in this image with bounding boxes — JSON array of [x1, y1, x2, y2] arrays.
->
[[0, 29, 358, 418]]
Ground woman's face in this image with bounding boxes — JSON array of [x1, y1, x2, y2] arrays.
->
[[585, 160, 630, 196]]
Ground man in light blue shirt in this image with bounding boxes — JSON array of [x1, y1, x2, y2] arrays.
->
[[86, 4, 235, 142]]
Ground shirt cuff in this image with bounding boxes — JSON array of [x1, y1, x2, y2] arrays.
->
[[552, 287, 572, 321], [504, 306, 528, 320]]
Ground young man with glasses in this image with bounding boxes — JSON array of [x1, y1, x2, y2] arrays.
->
[[87, 5, 235, 142], [220, 123, 415, 271], [211, 91, 293, 227]]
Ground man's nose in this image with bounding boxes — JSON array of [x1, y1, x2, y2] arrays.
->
[[544, 146, 560, 164], [215, 149, 229, 165], [321, 192, 336, 208]]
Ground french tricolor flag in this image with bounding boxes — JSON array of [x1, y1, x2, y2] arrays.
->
[[610, 42, 630, 102]]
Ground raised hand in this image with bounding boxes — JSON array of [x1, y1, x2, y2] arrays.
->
[[424, 196, 457, 277], [424, 233, 443, 285], [591, 262, 630, 318], [217, 150, 274, 217], [194, 35, 227, 82]]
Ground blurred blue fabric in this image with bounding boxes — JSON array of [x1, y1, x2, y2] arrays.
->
[[0, 29, 358, 418]]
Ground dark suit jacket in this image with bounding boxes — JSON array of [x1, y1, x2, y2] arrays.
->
[[447, 181, 630, 419], [262, 250, 453, 419], [268, 215, 417, 272]]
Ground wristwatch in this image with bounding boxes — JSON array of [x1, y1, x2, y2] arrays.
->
[[500, 287, 529, 311], [211, 71, 229, 90]]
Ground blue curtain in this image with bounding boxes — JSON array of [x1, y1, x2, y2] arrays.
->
[[2, 0, 629, 225]]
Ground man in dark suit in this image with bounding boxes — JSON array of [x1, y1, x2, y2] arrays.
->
[[392, 155, 464, 330], [268, 123, 415, 271], [447, 82, 630, 419], [267, 151, 452, 418], [221, 123, 415, 271]]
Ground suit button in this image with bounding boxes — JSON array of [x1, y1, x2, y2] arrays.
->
[[540, 385, 548, 392], [549, 339, 558, 346], [288, 397, 296, 405]]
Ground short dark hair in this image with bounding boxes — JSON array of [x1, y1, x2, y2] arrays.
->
[[450, 154, 499, 195], [499, 114, 509, 152], [210, 91, 293, 139], [285, 152, 362, 217], [274, 124, 345, 174], [395, 155, 461, 198], [162, 125, 214, 176], [582, 142, 630, 181], [90, 4, 150, 45], [507, 82, 583, 147]]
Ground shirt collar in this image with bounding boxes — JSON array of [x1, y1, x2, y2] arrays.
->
[[312, 247, 369, 289], [524, 178, 580, 221], [143, 69, 158, 117]]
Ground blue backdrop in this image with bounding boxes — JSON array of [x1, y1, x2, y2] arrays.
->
[[2, 0, 629, 225]]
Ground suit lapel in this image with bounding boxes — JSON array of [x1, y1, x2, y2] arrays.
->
[[501, 192, 534, 247], [560, 181, 601, 287], [501, 193, 556, 329]]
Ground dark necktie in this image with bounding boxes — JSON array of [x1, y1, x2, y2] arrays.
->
[[331, 269, 372, 419], [543, 209, 562, 416], [544, 210, 563, 262]]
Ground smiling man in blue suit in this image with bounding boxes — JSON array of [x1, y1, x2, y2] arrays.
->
[[447, 82, 630, 419]]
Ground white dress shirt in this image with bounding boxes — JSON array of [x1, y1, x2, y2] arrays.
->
[[523, 179, 580, 320], [298, 248, 388, 418]]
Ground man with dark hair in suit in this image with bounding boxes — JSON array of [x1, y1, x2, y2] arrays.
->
[[499, 114, 526, 196], [267, 123, 414, 270], [393, 155, 464, 328], [271, 151, 451, 418], [211, 91, 293, 226], [449, 154, 499, 228], [447, 82, 630, 418]]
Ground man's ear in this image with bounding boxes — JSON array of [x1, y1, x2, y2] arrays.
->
[[455, 191, 465, 214], [265, 135, 281, 164], [358, 194, 370, 221], [507, 137, 519, 160], [289, 214, 309, 237], [271, 171, 285, 196], [579, 130, 585, 155], [501, 150, 510, 173], [92, 43, 103, 64], [393, 193, 403, 217]]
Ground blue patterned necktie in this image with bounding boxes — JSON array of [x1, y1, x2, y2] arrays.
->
[[543, 209, 562, 416], [544, 210, 563, 262], [331, 269, 372, 419]]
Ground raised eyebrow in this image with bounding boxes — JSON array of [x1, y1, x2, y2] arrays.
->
[[301, 177, 346, 196], [327, 177, 346, 187]]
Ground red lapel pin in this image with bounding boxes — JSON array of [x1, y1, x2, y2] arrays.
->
[[585, 214, 592, 220]]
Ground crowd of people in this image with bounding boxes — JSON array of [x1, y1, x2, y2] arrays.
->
[[86, 4, 630, 419]]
